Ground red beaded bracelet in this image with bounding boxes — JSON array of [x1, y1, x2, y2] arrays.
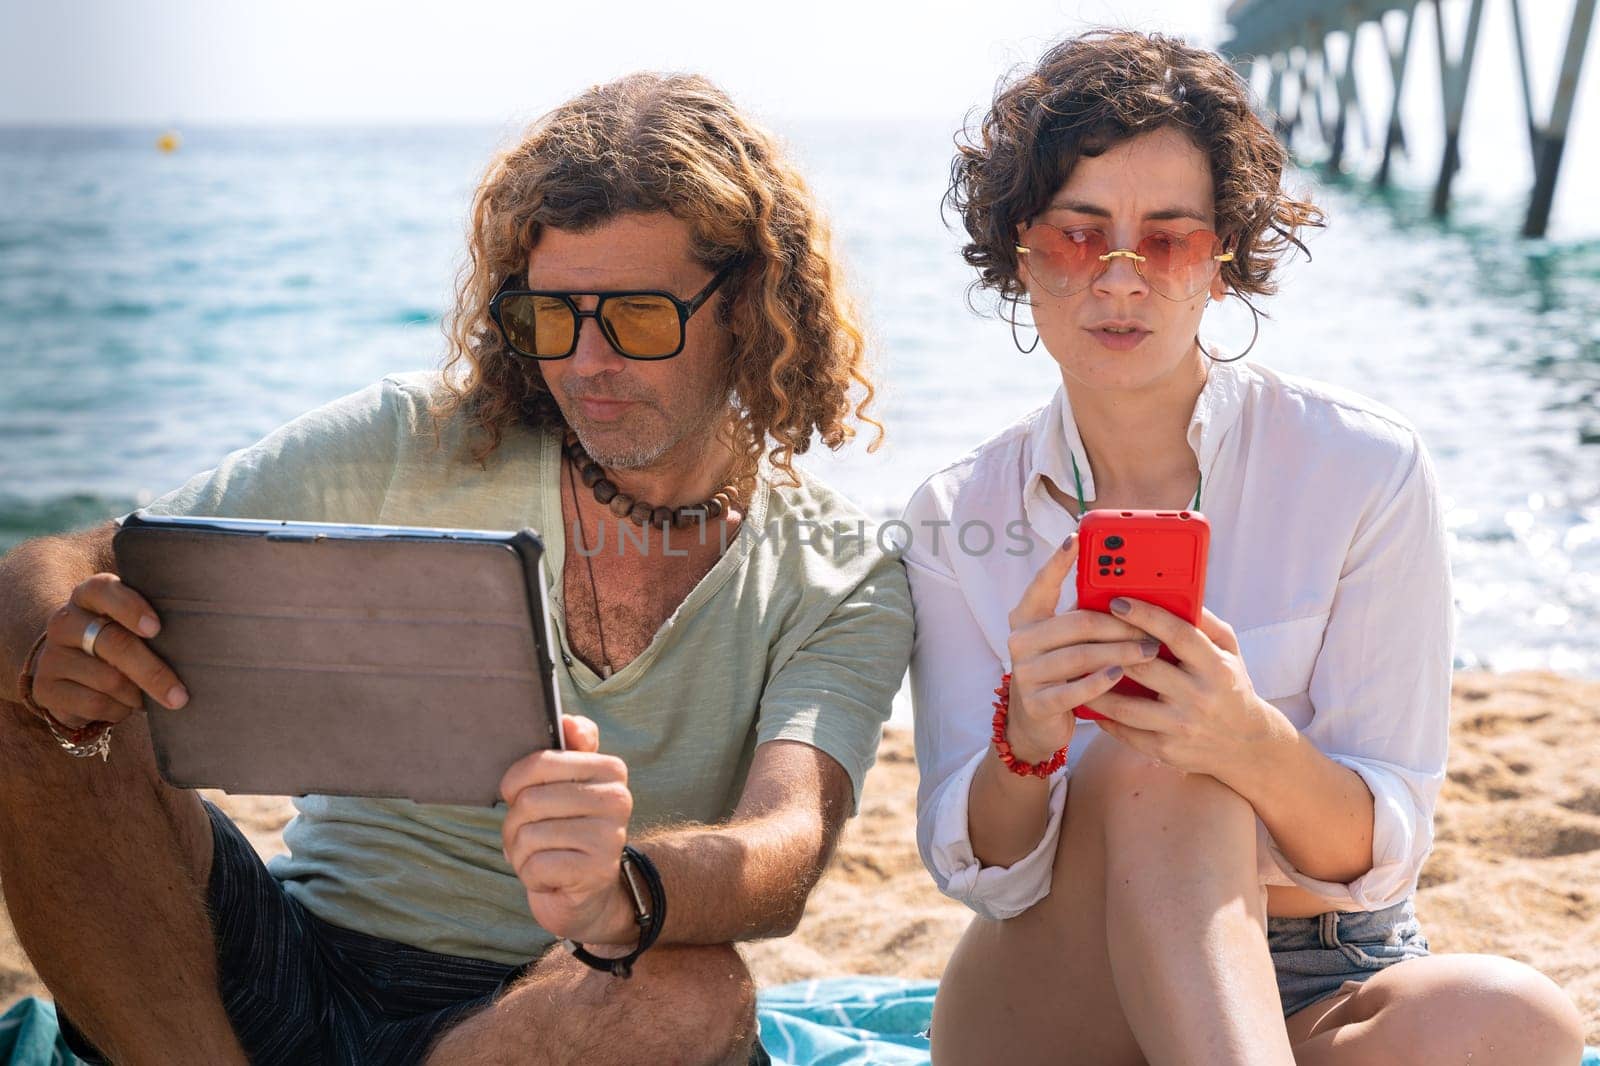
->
[[991, 671, 1070, 778]]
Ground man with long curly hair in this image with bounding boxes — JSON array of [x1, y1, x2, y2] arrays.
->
[[0, 73, 913, 1065]]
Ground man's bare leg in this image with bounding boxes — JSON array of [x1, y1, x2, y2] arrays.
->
[[423, 943, 759, 1066], [0, 704, 248, 1066]]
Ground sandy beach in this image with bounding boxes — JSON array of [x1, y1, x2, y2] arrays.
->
[[3, 670, 1597, 1045]]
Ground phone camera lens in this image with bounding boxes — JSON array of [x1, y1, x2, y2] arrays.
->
[[1098, 555, 1113, 565], [1099, 567, 1111, 576], [1114, 556, 1126, 565], [1105, 535, 1124, 550]]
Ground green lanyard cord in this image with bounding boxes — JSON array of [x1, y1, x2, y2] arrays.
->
[[1069, 451, 1202, 518]]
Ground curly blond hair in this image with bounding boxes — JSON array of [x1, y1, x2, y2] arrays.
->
[[433, 72, 881, 485]]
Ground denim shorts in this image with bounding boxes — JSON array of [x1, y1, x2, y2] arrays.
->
[[56, 799, 769, 1065], [1268, 895, 1431, 1018]]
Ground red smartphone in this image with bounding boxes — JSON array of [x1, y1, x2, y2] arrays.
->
[[1072, 509, 1211, 721]]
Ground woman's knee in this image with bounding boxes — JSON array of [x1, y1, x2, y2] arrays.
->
[[1070, 731, 1249, 826], [1361, 954, 1586, 1066], [1452, 957, 1584, 1065]]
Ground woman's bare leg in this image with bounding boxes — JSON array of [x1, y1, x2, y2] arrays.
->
[[932, 731, 1143, 1065], [932, 732, 1294, 1066], [1284, 954, 1586, 1066], [1098, 747, 1292, 1065]]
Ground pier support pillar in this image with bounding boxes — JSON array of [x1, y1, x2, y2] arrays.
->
[[1377, 2, 1418, 188], [1431, 0, 1486, 218], [1524, 0, 1597, 237]]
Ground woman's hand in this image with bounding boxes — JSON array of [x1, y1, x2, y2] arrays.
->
[[1079, 599, 1283, 778], [1003, 534, 1160, 763]]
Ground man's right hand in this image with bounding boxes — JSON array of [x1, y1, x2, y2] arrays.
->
[[499, 715, 638, 946], [1003, 533, 1158, 763], [30, 574, 189, 729]]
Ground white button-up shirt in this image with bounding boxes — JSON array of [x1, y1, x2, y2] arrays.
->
[[898, 356, 1453, 922]]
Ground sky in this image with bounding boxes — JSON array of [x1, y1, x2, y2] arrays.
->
[[0, 0, 1228, 125], [1, 0, 1595, 221]]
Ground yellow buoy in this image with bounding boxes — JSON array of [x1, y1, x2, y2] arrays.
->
[[156, 130, 181, 153]]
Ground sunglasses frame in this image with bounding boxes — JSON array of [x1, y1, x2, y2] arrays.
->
[[1014, 223, 1235, 301], [489, 261, 738, 361]]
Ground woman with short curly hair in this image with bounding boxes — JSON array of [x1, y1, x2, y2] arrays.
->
[[903, 29, 1583, 1065]]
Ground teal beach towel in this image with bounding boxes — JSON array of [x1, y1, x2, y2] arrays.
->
[[0, 999, 76, 1066], [757, 978, 935, 1065], [753, 979, 1600, 1066], [6, 988, 1597, 1065]]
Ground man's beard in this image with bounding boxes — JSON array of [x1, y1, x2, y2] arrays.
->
[[565, 388, 735, 472], [574, 425, 674, 470]]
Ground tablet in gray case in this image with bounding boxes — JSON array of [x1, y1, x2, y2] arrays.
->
[[112, 511, 565, 806]]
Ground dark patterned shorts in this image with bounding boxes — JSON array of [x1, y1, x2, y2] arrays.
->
[[56, 799, 769, 1065], [1269, 895, 1432, 1018]]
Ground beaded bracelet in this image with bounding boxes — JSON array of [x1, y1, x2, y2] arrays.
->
[[990, 671, 1069, 778]]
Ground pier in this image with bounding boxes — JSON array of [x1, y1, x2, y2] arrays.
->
[[1224, 0, 1596, 236]]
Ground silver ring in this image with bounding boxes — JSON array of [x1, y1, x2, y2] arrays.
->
[[80, 617, 110, 658]]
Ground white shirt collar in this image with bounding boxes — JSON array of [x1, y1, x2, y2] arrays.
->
[[1023, 356, 1249, 544]]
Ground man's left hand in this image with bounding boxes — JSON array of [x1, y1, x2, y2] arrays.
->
[[1080, 601, 1284, 780], [499, 715, 639, 946]]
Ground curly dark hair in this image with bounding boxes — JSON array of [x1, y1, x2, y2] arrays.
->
[[434, 72, 880, 485], [946, 29, 1324, 314]]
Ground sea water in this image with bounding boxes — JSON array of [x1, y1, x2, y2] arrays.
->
[[1, 122, 1596, 680]]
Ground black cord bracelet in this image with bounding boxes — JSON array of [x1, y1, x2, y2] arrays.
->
[[566, 845, 666, 979]]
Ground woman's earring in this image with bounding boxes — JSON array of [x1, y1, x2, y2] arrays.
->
[[1199, 292, 1261, 364], [1007, 294, 1040, 354]]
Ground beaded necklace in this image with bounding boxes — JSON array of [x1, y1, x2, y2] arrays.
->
[[559, 432, 748, 679], [562, 431, 743, 529]]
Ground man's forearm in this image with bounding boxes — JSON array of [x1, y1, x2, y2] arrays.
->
[[0, 523, 118, 698], [1217, 701, 1376, 885], [586, 806, 838, 948], [650, 806, 834, 943]]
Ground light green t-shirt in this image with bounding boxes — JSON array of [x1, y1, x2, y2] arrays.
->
[[140, 371, 913, 965]]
